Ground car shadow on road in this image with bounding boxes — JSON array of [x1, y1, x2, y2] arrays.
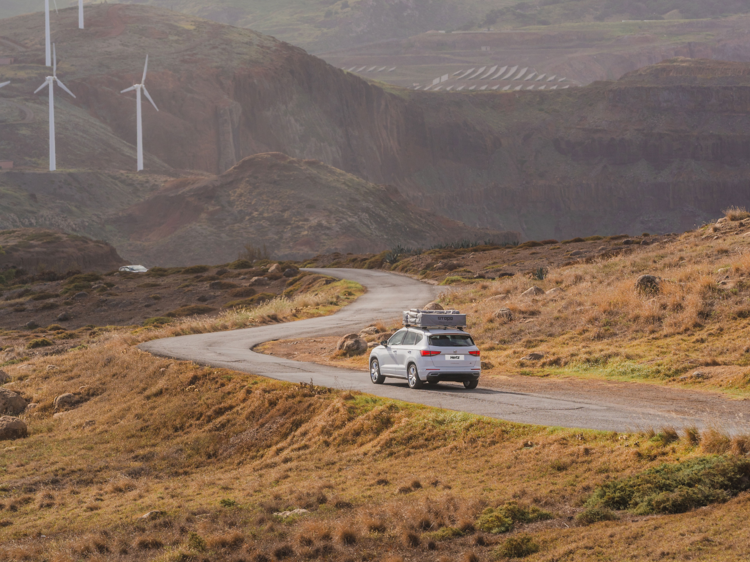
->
[[381, 381, 531, 398]]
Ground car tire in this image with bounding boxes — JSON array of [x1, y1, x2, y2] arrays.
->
[[407, 363, 423, 389], [463, 380, 479, 390], [370, 358, 386, 385]]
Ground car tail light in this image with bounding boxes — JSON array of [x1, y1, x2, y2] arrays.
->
[[469, 350, 480, 356], [421, 350, 441, 357]]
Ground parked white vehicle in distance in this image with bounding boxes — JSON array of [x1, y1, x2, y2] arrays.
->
[[119, 265, 148, 273], [368, 327, 481, 389]]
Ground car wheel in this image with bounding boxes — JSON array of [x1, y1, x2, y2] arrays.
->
[[370, 358, 386, 385], [463, 380, 479, 390], [407, 363, 423, 389]]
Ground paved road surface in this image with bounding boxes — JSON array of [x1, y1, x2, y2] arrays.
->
[[141, 268, 749, 433]]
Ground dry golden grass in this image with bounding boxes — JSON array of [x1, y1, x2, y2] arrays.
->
[[724, 206, 750, 221]]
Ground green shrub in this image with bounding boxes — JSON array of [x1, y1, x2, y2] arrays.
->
[[27, 338, 53, 349], [220, 498, 237, 508], [187, 532, 206, 552], [562, 237, 585, 244], [586, 457, 750, 515], [64, 273, 101, 285], [440, 276, 477, 286], [494, 534, 539, 558], [181, 265, 210, 274], [518, 241, 543, 249], [426, 527, 464, 541], [30, 292, 58, 301], [223, 293, 275, 309], [227, 259, 254, 270], [143, 317, 172, 327], [477, 502, 552, 534], [574, 507, 618, 525]]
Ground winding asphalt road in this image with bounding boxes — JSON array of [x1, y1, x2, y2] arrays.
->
[[140, 269, 749, 433]]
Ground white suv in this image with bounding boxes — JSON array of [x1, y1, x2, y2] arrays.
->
[[369, 328, 481, 389]]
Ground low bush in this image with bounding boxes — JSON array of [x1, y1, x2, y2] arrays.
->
[[143, 317, 172, 327], [494, 534, 539, 558], [165, 305, 216, 318], [227, 259, 254, 270], [182, 265, 210, 275], [724, 206, 750, 221], [224, 293, 275, 309], [574, 506, 618, 525], [476, 502, 552, 534], [27, 338, 53, 349], [586, 456, 750, 515]]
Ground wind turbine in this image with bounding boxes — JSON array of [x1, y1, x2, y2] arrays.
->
[[78, 0, 84, 29], [44, 0, 58, 67], [120, 55, 159, 172], [34, 44, 76, 172], [0, 81, 9, 89]]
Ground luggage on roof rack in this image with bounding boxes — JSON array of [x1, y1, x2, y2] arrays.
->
[[403, 309, 467, 328]]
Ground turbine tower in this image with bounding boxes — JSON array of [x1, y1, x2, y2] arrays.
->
[[120, 56, 159, 172], [34, 45, 76, 172], [79, 0, 84, 29], [45, 0, 58, 67]]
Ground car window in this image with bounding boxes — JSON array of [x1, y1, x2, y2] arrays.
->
[[403, 331, 418, 346], [413, 333, 424, 345], [429, 334, 475, 347], [389, 330, 407, 346]]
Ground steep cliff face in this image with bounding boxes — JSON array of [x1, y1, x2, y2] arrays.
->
[[2, 7, 750, 243]]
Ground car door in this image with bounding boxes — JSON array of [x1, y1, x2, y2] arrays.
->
[[381, 329, 406, 375], [396, 330, 419, 377]]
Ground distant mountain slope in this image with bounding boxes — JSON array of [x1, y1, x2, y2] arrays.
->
[[4, 0, 748, 52], [108, 153, 518, 264]]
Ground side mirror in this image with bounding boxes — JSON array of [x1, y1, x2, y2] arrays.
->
[[380, 340, 388, 347]]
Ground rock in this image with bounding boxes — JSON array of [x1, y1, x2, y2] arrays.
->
[[56, 312, 71, 322], [0, 389, 27, 416], [522, 287, 545, 297], [422, 302, 444, 311], [622, 239, 636, 245], [249, 276, 270, 286], [640, 239, 652, 246], [137, 510, 165, 521], [481, 361, 495, 370], [274, 508, 309, 519], [46, 365, 58, 371], [0, 371, 10, 385], [493, 308, 514, 322], [0, 416, 27, 441], [215, 268, 229, 276], [269, 264, 282, 274], [679, 371, 709, 381], [635, 275, 661, 295], [283, 267, 300, 278], [74, 292, 89, 300], [25, 403, 38, 412], [521, 353, 545, 361], [359, 326, 380, 336], [24, 321, 40, 330], [53, 393, 78, 411], [546, 287, 563, 296], [368, 341, 378, 348], [569, 250, 584, 257], [336, 334, 368, 355]]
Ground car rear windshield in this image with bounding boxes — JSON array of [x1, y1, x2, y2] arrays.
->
[[429, 334, 474, 347]]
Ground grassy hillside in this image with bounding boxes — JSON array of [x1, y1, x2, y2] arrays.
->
[[1, 253, 749, 560]]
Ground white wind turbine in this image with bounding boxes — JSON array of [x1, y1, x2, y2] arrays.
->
[[44, 0, 58, 67], [120, 55, 159, 172], [78, 0, 84, 29], [34, 44, 76, 171]]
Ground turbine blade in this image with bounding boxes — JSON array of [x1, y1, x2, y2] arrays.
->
[[142, 55, 149, 84], [120, 86, 137, 94], [55, 77, 76, 98], [34, 81, 48, 95], [53, 44, 57, 77], [0, 81, 10, 89], [52, 0, 58, 13], [142, 86, 158, 111]]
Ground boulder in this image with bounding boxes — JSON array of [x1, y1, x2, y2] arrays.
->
[[0, 416, 27, 441], [137, 510, 165, 521], [0, 370, 10, 385], [215, 268, 229, 276], [481, 361, 495, 370], [522, 287, 545, 297], [359, 326, 380, 336], [283, 267, 300, 278], [74, 292, 89, 300], [569, 250, 584, 257], [53, 393, 78, 411], [493, 308, 514, 322], [268, 264, 282, 275], [423, 302, 444, 311], [635, 275, 661, 295], [0, 389, 27, 416], [336, 334, 368, 356], [249, 276, 270, 286], [521, 353, 545, 361], [546, 287, 563, 296], [57, 312, 71, 322], [24, 321, 40, 330]]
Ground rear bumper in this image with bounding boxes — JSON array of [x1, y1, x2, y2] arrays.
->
[[425, 371, 481, 382]]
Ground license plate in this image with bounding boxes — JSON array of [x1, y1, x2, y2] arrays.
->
[[446, 355, 464, 361]]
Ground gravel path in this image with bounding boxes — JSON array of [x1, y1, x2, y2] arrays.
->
[[140, 268, 750, 434]]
